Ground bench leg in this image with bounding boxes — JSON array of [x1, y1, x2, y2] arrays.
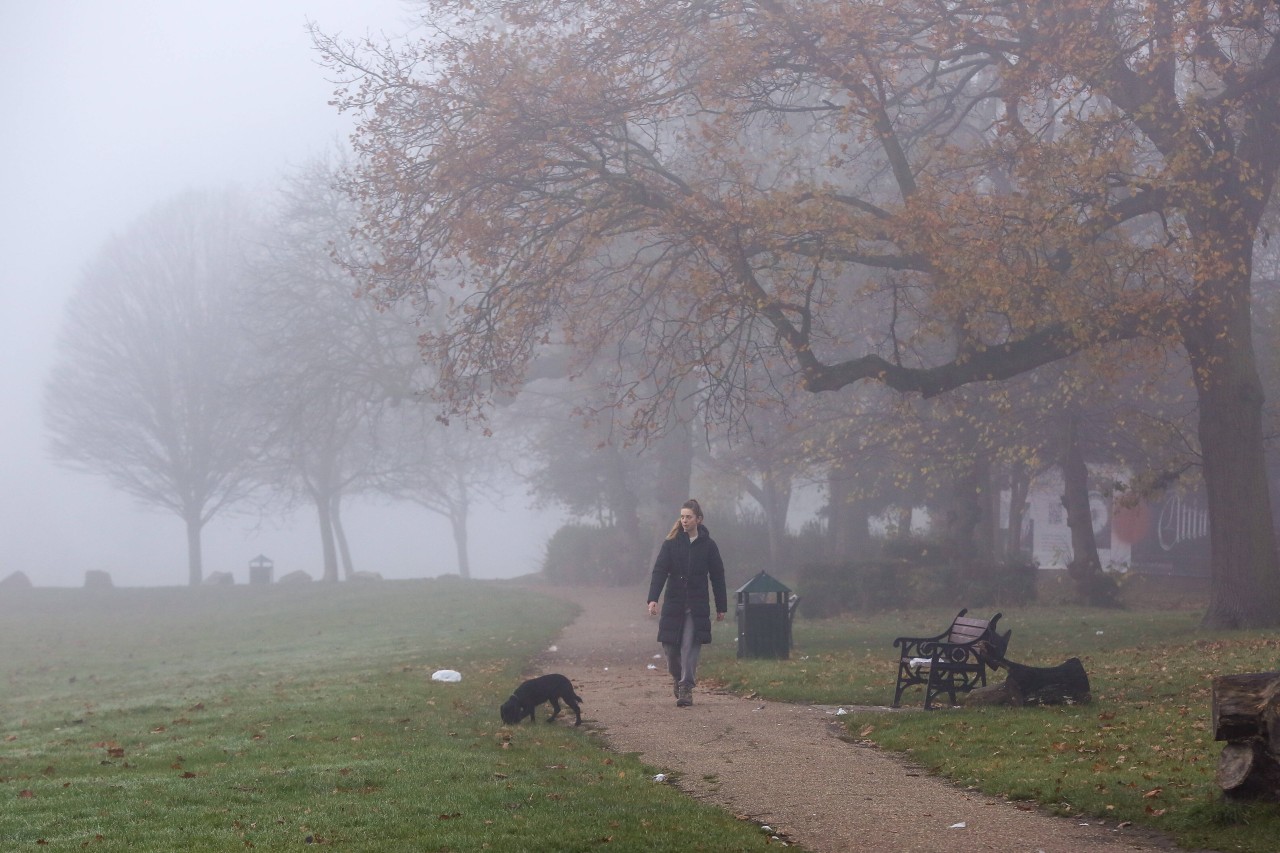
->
[[924, 669, 958, 710]]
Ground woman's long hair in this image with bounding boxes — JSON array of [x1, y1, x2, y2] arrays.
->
[[665, 499, 704, 540]]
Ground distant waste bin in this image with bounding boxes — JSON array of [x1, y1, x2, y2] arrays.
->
[[248, 554, 274, 585], [735, 571, 800, 659]]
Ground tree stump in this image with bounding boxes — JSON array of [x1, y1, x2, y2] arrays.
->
[[963, 657, 1091, 707], [1212, 672, 1280, 801]]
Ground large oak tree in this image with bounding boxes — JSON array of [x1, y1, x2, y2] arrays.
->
[[323, 0, 1280, 627]]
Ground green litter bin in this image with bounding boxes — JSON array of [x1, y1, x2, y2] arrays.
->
[[735, 571, 799, 659]]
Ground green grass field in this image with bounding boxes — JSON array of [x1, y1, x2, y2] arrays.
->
[[700, 604, 1280, 853], [1, 580, 778, 852], [8, 582, 1279, 852]]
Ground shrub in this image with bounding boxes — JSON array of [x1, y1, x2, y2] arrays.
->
[[710, 510, 773, 583], [951, 558, 1038, 608], [794, 556, 1037, 617], [794, 560, 920, 617], [879, 535, 949, 564], [541, 523, 637, 585], [713, 510, 828, 590]]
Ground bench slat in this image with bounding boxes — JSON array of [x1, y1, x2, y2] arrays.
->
[[952, 617, 988, 637]]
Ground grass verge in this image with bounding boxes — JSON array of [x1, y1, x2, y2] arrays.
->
[[699, 604, 1280, 853], [1, 579, 781, 852]]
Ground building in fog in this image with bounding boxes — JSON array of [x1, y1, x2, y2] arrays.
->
[[1009, 467, 1210, 579]]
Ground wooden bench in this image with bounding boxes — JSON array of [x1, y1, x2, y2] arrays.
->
[[891, 609, 1011, 710]]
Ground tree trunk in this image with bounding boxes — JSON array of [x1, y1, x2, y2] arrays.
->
[[944, 454, 992, 563], [945, 453, 998, 597], [1004, 462, 1032, 561], [744, 466, 792, 570], [605, 447, 646, 582], [451, 480, 471, 580], [895, 505, 913, 539], [450, 513, 471, 580], [653, 417, 694, 520], [824, 470, 872, 561], [767, 468, 792, 569], [1184, 228, 1280, 629], [974, 453, 998, 560], [185, 511, 203, 587], [333, 495, 355, 580], [315, 491, 339, 582], [1061, 414, 1115, 606]]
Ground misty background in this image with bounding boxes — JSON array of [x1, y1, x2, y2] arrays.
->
[[0, 1, 566, 587]]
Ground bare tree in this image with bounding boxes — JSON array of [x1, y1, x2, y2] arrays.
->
[[45, 189, 262, 585], [375, 400, 511, 580], [246, 157, 419, 581]]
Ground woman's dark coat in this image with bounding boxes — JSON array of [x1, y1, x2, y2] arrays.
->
[[647, 524, 729, 645]]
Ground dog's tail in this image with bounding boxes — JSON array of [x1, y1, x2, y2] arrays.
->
[[573, 692, 584, 704]]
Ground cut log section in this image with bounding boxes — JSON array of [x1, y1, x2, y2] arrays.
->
[[1211, 672, 1280, 742], [1212, 672, 1280, 802]]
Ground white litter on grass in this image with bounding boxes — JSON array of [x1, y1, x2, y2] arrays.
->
[[835, 707, 848, 715], [431, 669, 462, 682], [1096, 630, 1104, 635], [647, 664, 658, 670], [760, 826, 772, 833], [652, 774, 667, 782], [653, 654, 662, 659], [547, 645, 558, 652], [949, 822, 966, 829]]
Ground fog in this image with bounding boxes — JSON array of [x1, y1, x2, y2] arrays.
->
[[0, 2, 565, 588]]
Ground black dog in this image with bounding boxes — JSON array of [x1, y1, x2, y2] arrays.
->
[[499, 673, 583, 726]]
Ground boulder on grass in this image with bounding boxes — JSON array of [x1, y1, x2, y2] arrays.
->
[[277, 570, 312, 584]]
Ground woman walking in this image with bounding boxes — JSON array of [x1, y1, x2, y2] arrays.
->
[[646, 499, 728, 707]]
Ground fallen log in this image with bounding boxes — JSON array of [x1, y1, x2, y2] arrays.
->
[[1217, 740, 1280, 801], [1004, 657, 1091, 706], [1211, 672, 1280, 742], [1212, 672, 1280, 802], [963, 657, 1091, 707]]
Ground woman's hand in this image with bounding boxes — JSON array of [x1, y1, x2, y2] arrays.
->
[[647, 601, 658, 617]]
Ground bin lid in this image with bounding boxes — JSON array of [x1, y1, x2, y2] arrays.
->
[[735, 570, 791, 595]]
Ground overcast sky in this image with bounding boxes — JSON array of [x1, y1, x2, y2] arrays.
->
[[0, 1, 564, 587]]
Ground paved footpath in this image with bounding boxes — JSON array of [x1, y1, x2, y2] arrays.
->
[[534, 585, 1199, 853]]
